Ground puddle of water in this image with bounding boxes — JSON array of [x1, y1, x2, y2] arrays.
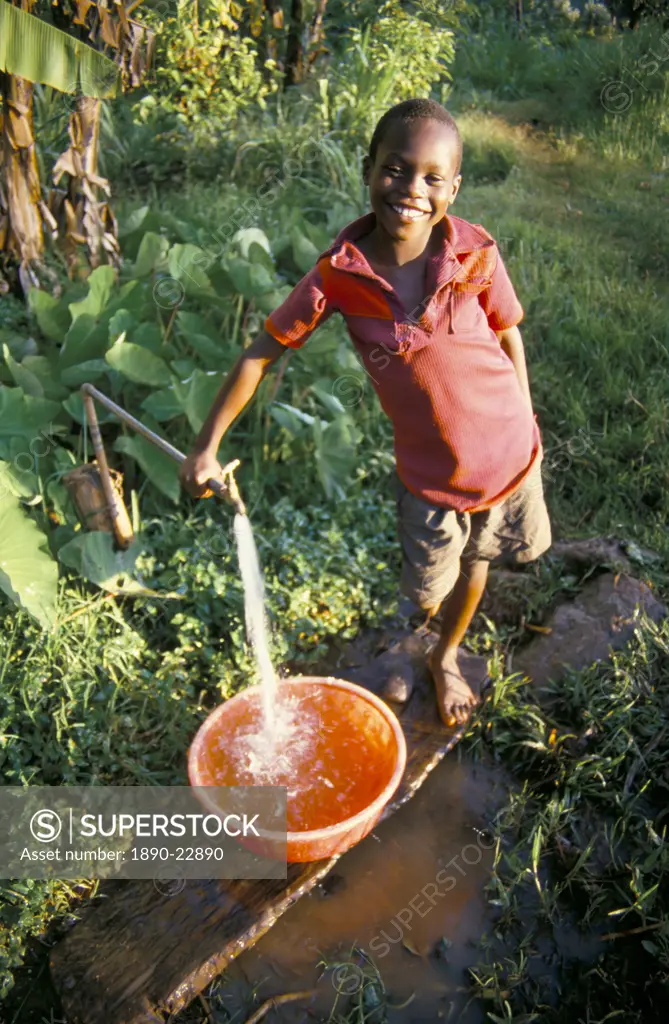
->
[[212, 755, 503, 1023]]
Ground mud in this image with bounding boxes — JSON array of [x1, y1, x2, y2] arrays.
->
[[209, 756, 506, 1023]]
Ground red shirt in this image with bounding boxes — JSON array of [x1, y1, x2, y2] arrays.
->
[[265, 212, 542, 512]]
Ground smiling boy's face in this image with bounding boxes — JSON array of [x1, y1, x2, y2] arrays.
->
[[363, 118, 462, 246]]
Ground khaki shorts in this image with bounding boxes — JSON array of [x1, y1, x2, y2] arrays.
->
[[397, 458, 552, 610]]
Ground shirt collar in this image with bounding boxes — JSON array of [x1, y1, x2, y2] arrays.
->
[[320, 212, 495, 294]]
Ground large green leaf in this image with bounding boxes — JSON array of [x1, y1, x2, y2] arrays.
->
[[118, 205, 150, 238], [224, 258, 276, 300], [0, 389, 62, 445], [132, 322, 164, 354], [255, 286, 293, 316], [272, 402, 323, 428], [175, 311, 222, 364], [0, 458, 39, 500], [28, 289, 71, 343], [312, 414, 359, 501], [105, 337, 171, 386], [60, 359, 110, 388], [176, 311, 217, 341], [0, 1, 120, 97], [22, 356, 69, 400], [168, 244, 213, 295], [311, 382, 347, 416], [69, 266, 116, 322], [291, 229, 320, 275], [233, 228, 271, 260], [133, 232, 170, 278], [114, 434, 180, 503], [269, 404, 308, 438], [140, 387, 183, 422], [247, 242, 275, 273], [172, 370, 224, 433], [2, 344, 44, 397], [108, 308, 138, 342], [58, 314, 109, 369], [58, 533, 138, 593], [62, 392, 116, 426], [0, 491, 58, 629], [58, 532, 181, 597]]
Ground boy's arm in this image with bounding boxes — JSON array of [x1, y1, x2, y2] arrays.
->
[[180, 330, 286, 497], [496, 325, 533, 412]]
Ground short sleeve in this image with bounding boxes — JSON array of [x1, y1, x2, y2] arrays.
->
[[479, 249, 524, 331], [264, 264, 334, 349]]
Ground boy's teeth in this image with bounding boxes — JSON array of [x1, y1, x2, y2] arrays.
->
[[391, 204, 426, 219]]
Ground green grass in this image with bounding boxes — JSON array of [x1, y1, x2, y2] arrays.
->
[[3, 10, 669, 1023], [461, 612, 669, 1022]]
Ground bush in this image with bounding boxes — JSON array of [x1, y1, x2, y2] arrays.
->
[[142, 0, 277, 129], [322, 0, 456, 136]]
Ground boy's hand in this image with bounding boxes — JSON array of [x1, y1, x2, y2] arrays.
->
[[179, 449, 225, 499]]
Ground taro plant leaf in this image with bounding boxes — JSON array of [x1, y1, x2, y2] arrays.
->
[[254, 286, 293, 316], [58, 533, 141, 594], [311, 381, 347, 415], [180, 333, 222, 367], [272, 401, 323, 428], [0, 492, 58, 628], [326, 202, 360, 236], [0, 390, 63, 447], [269, 404, 307, 438], [177, 311, 218, 341], [172, 370, 225, 433], [133, 232, 170, 278], [112, 279, 147, 317], [171, 358, 198, 379], [27, 289, 71, 343], [108, 309, 138, 342], [58, 533, 181, 597], [60, 359, 110, 388], [233, 227, 271, 260], [2, 344, 44, 397], [224, 258, 276, 300], [0, 459, 39, 500], [168, 244, 213, 295], [62, 393, 117, 426], [114, 433, 181, 503], [247, 241, 276, 273], [118, 204, 150, 238], [302, 220, 332, 253], [312, 414, 359, 501], [21, 356, 69, 401], [68, 266, 116, 322], [59, 314, 109, 369], [175, 313, 222, 365], [140, 387, 183, 422], [291, 228, 320, 275], [133, 322, 164, 354], [105, 335, 172, 387]]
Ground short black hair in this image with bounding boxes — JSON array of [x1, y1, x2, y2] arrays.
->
[[368, 99, 462, 175]]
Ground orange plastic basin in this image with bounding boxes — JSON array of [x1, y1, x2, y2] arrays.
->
[[188, 676, 407, 863]]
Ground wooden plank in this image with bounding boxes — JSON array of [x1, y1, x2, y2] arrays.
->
[[50, 629, 487, 1024]]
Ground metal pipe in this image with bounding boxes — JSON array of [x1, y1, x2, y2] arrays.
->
[[80, 384, 247, 515]]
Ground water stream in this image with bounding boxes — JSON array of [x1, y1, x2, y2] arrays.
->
[[233, 512, 278, 732]]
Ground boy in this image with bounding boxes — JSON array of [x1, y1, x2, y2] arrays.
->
[[179, 98, 552, 728]]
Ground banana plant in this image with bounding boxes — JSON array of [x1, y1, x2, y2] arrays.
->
[[0, 0, 153, 291]]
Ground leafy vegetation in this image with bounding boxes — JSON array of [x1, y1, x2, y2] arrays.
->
[[2, 0, 669, 1020]]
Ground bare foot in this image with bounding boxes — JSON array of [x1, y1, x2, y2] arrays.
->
[[428, 649, 480, 728]]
